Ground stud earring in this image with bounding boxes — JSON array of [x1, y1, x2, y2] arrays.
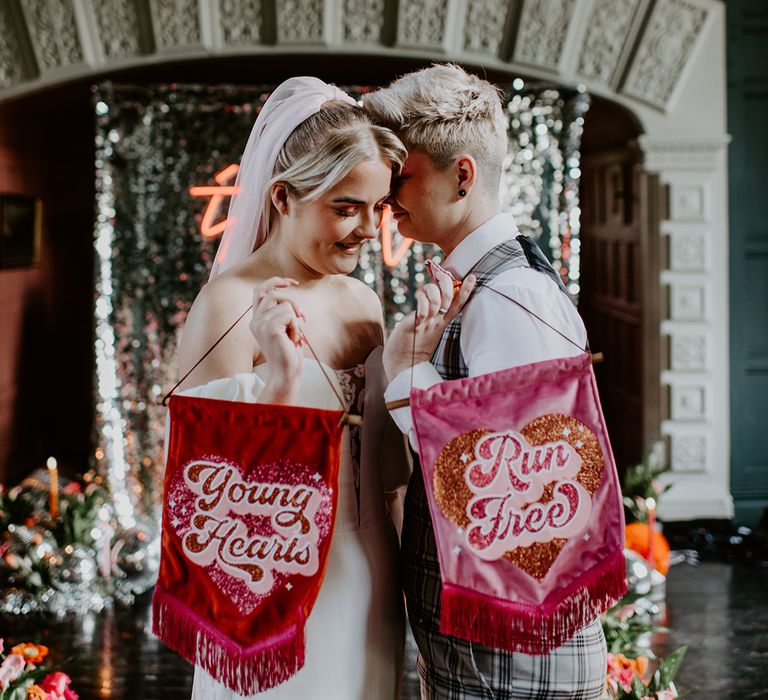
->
[[458, 189, 467, 197]]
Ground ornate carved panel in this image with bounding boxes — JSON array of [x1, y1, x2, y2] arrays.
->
[[577, 0, 643, 83], [670, 184, 706, 221], [622, 0, 707, 109], [0, 5, 30, 87], [670, 283, 705, 320], [670, 334, 707, 371], [513, 0, 576, 69], [150, 0, 200, 49], [640, 137, 729, 171], [92, 0, 143, 59], [670, 385, 706, 420], [277, 0, 324, 42], [343, 0, 385, 43], [463, 0, 509, 55], [397, 0, 448, 47], [220, 0, 262, 45], [669, 231, 706, 271], [670, 433, 707, 472], [19, 0, 83, 71]]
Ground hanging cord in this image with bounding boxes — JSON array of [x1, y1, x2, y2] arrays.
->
[[410, 308, 418, 390], [384, 279, 603, 411], [477, 281, 602, 361], [161, 305, 361, 427], [384, 305, 421, 412], [301, 331, 362, 426], [162, 304, 254, 406]]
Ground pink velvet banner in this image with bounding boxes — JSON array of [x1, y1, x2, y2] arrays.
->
[[411, 353, 626, 654]]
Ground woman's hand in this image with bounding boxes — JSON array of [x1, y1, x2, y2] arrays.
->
[[383, 268, 476, 381], [250, 277, 306, 403]]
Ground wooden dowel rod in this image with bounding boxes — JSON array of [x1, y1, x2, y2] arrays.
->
[[340, 412, 363, 426], [384, 352, 605, 411]]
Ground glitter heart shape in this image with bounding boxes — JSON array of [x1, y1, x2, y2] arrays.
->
[[167, 456, 333, 615], [433, 414, 604, 581]]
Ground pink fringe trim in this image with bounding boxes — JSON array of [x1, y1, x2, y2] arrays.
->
[[152, 586, 304, 694], [440, 549, 627, 655]]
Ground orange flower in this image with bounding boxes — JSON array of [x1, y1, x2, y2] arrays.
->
[[607, 653, 651, 684], [25, 685, 47, 700], [625, 522, 671, 575], [10, 643, 49, 664], [634, 655, 649, 677]]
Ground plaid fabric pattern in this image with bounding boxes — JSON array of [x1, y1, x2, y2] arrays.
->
[[402, 237, 607, 699], [431, 239, 528, 381]]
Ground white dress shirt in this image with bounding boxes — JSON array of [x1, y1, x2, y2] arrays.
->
[[384, 212, 587, 447]]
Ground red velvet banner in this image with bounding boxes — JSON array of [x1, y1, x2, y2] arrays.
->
[[153, 394, 344, 694]]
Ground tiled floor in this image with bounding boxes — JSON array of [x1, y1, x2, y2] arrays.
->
[[653, 562, 768, 699], [1, 561, 766, 699]]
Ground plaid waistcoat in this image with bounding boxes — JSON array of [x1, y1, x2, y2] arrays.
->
[[402, 238, 530, 630], [402, 237, 606, 699], [431, 238, 529, 380]]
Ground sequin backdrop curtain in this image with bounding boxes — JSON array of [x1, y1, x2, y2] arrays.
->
[[502, 85, 590, 296], [93, 82, 588, 524]]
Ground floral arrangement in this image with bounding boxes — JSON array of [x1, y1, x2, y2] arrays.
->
[[0, 468, 159, 615], [620, 453, 670, 525], [625, 523, 671, 576], [621, 452, 672, 575], [603, 647, 686, 699], [0, 472, 108, 595], [0, 639, 77, 700], [599, 448, 687, 698], [602, 594, 665, 659]]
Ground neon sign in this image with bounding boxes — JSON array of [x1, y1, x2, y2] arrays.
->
[[190, 165, 413, 267], [379, 207, 414, 267], [189, 164, 240, 238]]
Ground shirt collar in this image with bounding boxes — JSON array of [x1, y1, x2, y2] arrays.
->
[[442, 212, 520, 278]]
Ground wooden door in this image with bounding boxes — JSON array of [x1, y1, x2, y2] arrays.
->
[[579, 149, 661, 473]]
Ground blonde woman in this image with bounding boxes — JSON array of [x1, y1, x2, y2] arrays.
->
[[177, 78, 409, 699], [366, 65, 607, 699]]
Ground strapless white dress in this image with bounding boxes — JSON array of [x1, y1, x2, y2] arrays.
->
[[184, 348, 408, 699]]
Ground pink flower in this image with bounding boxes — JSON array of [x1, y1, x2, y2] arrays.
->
[[656, 690, 678, 700], [615, 604, 636, 622], [615, 667, 635, 692], [39, 671, 78, 700], [0, 638, 3, 654], [61, 482, 81, 495], [0, 653, 26, 690]]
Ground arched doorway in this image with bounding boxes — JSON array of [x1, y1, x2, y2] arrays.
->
[[0, 0, 734, 521], [579, 98, 661, 473]]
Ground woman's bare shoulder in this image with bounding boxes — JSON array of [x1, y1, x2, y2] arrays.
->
[[338, 275, 384, 322], [185, 273, 253, 335], [176, 271, 257, 387]]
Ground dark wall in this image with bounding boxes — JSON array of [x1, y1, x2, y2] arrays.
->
[[0, 82, 95, 484], [728, 1, 768, 525]]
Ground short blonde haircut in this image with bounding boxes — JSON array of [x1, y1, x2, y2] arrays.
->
[[265, 101, 407, 232], [363, 64, 508, 193]]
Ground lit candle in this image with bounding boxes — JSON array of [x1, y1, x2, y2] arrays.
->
[[47, 456, 59, 517]]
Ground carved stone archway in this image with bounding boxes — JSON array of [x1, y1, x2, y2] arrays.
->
[[1, 0, 711, 113], [0, 0, 731, 520]]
